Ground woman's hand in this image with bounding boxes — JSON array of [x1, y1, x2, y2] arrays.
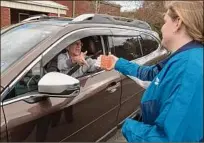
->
[[71, 51, 88, 66], [95, 54, 119, 71]]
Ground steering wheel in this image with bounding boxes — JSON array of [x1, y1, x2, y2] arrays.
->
[[26, 75, 40, 91]]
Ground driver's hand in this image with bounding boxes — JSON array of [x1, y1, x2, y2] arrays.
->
[[71, 51, 88, 66]]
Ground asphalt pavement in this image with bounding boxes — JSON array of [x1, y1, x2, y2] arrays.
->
[[106, 129, 126, 142]]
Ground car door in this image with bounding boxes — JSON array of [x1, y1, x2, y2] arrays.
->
[[61, 68, 121, 142], [109, 28, 167, 124], [109, 28, 144, 124], [1, 28, 121, 142], [42, 28, 122, 142], [1, 60, 76, 142]]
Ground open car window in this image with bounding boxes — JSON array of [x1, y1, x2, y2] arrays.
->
[[44, 36, 104, 79]]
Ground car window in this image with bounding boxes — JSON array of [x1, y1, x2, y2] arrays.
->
[[4, 62, 41, 101], [1, 23, 60, 74], [45, 36, 104, 79], [81, 36, 103, 59], [110, 36, 143, 60], [140, 33, 159, 56]]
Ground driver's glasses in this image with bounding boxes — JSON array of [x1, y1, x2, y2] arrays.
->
[[72, 41, 83, 47]]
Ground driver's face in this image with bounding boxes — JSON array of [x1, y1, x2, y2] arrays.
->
[[67, 40, 82, 56]]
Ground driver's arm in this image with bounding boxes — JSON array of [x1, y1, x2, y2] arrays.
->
[[85, 58, 98, 72], [71, 58, 98, 78]]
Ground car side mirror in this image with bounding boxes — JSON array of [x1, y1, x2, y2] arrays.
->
[[38, 72, 80, 98]]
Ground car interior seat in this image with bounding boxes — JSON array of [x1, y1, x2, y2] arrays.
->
[[45, 49, 66, 73], [81, 36, 102, 59], [89, 36, 103, 59], [87, 38, 97, 57]]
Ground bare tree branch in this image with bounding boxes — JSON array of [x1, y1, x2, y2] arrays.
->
[[120, 1, 166, 38]]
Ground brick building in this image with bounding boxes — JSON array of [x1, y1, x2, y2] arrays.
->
[[1, 0, 121, 28], [55, 1, 121, 17]]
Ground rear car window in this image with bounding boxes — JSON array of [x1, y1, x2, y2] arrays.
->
[[140, 33, 159, 56], [111, 36, 143, 60]]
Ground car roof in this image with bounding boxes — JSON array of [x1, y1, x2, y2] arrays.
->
[[71, 14, 152, 30], [4, 17, 155, 37]]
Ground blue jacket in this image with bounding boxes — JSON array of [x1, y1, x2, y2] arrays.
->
[[115, 41, 203, 142]]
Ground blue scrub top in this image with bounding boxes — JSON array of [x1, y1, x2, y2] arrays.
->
[[115, 41, 203, 142]]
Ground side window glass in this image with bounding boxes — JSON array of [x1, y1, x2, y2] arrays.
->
[[111, 36, 142, 60], [4, 62, 41, 101], [140, 33, 159, 56]]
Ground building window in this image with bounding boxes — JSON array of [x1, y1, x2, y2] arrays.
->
[[19, 13, 30, 22]]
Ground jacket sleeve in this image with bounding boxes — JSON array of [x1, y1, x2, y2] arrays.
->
[[114, 58, 160, 81], [71, 58, 98, 78], [122, 71, 203, 142], [57, 53, 72, 74], [86, 58, 98, 72]]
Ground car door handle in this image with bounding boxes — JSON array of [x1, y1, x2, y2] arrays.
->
[[106, 82, 120, 93]]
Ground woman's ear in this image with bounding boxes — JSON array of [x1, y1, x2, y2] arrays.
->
[[174, 17, 183, 33]]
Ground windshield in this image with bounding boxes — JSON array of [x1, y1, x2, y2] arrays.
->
[[1, 23, 60, 73]]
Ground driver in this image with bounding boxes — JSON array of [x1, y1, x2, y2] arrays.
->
[[57, 40, 98, 78]]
